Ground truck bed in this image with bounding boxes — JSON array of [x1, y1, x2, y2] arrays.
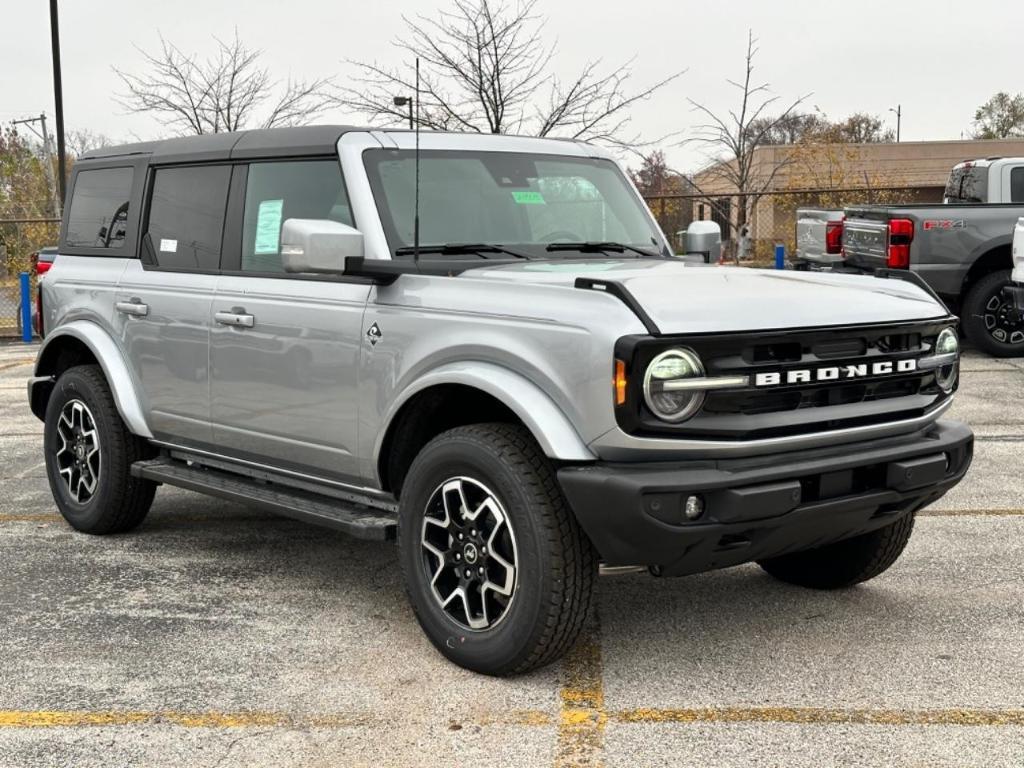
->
[[842, 203, 1024, 298]]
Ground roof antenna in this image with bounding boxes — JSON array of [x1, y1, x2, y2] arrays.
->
[[413, 57, 421, 269]]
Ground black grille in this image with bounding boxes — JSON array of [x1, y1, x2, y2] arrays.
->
[[614, 320, 955, 440]]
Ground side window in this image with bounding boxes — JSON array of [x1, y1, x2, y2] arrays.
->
[[241, 160, 351, 272], [1010, 167, 1024, 203], [65, 167, 134, 249], [145, 165, 231, 270]]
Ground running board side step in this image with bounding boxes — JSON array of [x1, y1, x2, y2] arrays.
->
[[131, 458, 397, 541]]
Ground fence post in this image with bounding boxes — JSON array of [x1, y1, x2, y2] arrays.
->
[[774, 244, 785, 271], [20, 271, 33, 343]]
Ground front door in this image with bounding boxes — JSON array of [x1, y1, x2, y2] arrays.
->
[[209, 158, 371, 481], [115, 163, 232, 445]]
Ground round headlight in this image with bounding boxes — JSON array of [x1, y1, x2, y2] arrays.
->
[[934, 327, 959, 393], [643, 348, 706, 422]]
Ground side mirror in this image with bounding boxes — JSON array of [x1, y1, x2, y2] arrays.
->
[[280, 219, 364, 274]]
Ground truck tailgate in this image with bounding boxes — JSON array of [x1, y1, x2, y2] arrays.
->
[[842, 217, 889, 271]]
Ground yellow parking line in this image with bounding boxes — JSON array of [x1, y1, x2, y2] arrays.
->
[[0, 709, 549, 729], [555, 623, 606, 768], [4, 704, 1022, 732], [609, 706, 1024, 727], [920, 508, 1024, 517], [0, 513, 61, 523]]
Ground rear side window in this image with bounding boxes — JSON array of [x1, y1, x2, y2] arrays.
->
[[1010, 167, 1024, 203], [65, 167, 134, 248], [944, 165, 988, 204], [240, 160, 352, 272], [145, 165, 231, 270]]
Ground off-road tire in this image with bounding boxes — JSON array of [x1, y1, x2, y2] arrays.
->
[[963, 270, 1024, 357], [757, 513, 915, 590], [398, 423, 596, 676], [43, 365, 156, 534]]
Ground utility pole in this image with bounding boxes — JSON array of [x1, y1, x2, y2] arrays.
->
[[889, 104, 902, 142], [50, 0, 67, 207], [12, 113, 61, 217]]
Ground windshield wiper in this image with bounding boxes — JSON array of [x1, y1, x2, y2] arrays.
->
[[545, 241, 662, 259], [394, 243, 530, 259]]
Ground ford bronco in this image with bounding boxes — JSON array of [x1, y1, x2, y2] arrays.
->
[[28, 126, 972, 675]]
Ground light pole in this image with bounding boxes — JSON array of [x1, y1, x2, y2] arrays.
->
[[49, 0, 67, 206], [889, 104, 901, 142], [393, 96, 414, 130]]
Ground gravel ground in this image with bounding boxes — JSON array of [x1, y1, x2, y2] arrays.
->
[[0, 341, 1021, 767]]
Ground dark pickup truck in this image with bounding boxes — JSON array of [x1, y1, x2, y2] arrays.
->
[[842, 157, 1024, 355]]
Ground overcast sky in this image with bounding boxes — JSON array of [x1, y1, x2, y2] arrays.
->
[[3, 0, 1022, 174]]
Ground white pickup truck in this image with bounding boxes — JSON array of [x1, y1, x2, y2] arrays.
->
[[793, 208, 846, 270]]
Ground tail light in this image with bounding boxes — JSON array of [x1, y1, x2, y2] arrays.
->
[[825, 218, 844, 255], [35, 259, 53, 276], [887, 218, 914, 269]]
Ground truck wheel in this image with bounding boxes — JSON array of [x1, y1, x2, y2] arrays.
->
[[397, 423, 596, 675], [963, 270, 1024, 357], [43, 365, 157, 534], [757, 513, 914, 590]]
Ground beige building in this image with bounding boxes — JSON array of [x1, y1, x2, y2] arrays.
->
[[690, 138, 1024, 253]]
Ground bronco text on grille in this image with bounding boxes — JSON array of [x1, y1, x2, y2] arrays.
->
[[613, 321, 957, 441]]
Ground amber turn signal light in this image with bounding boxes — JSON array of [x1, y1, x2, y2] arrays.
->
[[614, 359, 628, 406]]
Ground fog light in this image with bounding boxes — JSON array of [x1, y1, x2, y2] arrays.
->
[[684, 495, 705, 520]]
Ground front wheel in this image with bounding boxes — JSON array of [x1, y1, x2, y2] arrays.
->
[[962, 270, 1024, 357], [757, 513, 915, 590], [398, 424, 596, 675]]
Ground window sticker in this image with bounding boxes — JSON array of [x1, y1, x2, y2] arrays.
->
[[254, 199, 285, 255], [159, 238, 177, 253], [511, 190, 546, 205]]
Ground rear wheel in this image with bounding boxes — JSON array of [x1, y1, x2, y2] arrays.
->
[[963, 270, 1024, 357], [398, 424, 596, 675], [43, 365, 156, 534], [757, 513, 915, 590]]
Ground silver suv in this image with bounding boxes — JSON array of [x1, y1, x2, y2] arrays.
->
[[28, 126, 972, 675]]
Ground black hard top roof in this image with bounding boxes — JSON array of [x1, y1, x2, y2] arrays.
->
[[79, 125, 366, 164]]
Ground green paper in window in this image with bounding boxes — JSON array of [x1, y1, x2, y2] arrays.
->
[[254, 199, 284, 254], [511, 190, 546, 205]]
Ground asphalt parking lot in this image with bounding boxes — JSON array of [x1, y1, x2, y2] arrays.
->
[[0, 341, 1022, 767]]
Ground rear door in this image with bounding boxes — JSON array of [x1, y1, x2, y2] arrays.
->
[[209, 158, 371, 482], [1000, 164, 1024, 204], [115, 164, 231, 444]]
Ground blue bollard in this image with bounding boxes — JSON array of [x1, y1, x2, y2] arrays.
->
[[774, 244, 785, 270], [19, 271, 33, 343]]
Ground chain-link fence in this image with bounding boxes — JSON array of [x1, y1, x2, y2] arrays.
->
[[643, 186, 943, 264], [0, 218, 60, 337]]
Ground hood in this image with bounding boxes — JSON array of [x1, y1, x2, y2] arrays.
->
[[469, 260, 948, 334]]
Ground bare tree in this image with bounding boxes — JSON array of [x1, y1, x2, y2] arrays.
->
[[334, 0, 683, 148], [115, 32, 333, 135], [746, 111, 830, 145], [832, 112, 895, 143], [687, 31, 807, 248], [65, 129, 114, 158]]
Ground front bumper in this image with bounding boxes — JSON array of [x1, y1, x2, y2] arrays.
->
[[558, 419, 973, 576]]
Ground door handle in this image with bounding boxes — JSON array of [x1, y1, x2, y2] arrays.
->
[[115, 300, 149, 317], [214, 311, 255, 328]]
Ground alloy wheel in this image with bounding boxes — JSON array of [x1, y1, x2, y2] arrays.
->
[[420, 476, 519, 631], [983, 287, 1024, 345], [54, 399, 101, 503]]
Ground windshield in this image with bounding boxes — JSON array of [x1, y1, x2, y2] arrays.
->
[[363, 149, 667, 258], [944, 164, 988, 204]]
